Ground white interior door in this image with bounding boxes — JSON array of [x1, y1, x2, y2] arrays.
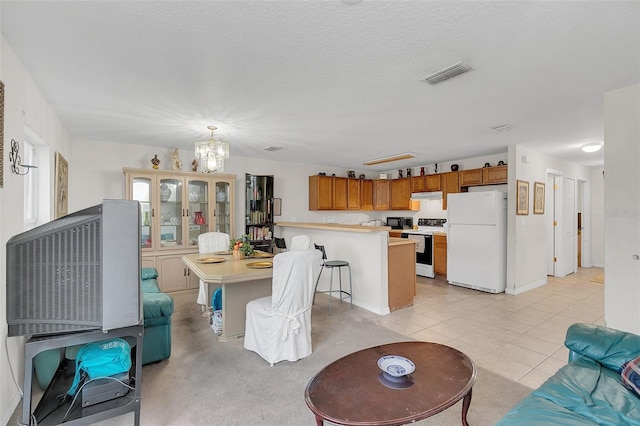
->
[[563, 177, 576, 276], [546, 174, 556, 276]]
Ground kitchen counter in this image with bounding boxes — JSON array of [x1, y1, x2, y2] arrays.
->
[[276, 222, 392, 315], [275, 222, 391, 233]]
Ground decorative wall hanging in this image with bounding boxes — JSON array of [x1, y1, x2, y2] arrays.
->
[[516, 180, 529, 215], [55, 152, 69, 218], [533, 182, 545, 214]]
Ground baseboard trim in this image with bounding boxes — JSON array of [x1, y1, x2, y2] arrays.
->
[[506, 278, 547, 295]]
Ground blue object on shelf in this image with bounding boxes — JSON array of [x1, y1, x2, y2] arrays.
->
[[212, 288, 222, 311]]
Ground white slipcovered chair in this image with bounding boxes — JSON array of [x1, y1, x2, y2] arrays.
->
[[244, 249, 322, 366], [290, 234, 311, 250], [196, 232, 230, 309]]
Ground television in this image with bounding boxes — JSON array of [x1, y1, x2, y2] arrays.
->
[[6, 199, 142, 337]]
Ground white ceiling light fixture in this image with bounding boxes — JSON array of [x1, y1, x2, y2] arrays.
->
[[363, 152, 416, 166], [194, 126, 230, 173], [421, 61, 471, 85], [582, 143, 603, 153]]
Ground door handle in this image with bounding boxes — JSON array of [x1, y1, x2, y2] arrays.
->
[[633, 255, 640, 260]]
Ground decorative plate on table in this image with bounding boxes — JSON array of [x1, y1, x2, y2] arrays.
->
[[197, 257, 226, 264], [246, 261, 273, 269], [213, 250, 233, 255], [377, 355, 415, 377]]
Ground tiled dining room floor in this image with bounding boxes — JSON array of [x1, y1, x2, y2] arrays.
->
[[377, 267, 605, 389]]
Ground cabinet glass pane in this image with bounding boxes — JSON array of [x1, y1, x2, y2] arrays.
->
[[245, 174, 274, 248], [159, 178, 183, 247], [215, 181, 231, 235], [188, 179, 209, 246], [133, 177, 153, 249]]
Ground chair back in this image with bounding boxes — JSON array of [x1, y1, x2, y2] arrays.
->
[[314, 244, 328, 261], [198, 232, 230, 253], [274, 237, 287, 249], [290, 235, 311, 250], [271, 250, 321, 311]]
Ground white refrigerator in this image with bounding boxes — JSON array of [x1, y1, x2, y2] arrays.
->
[[447, 191, 507, 293]]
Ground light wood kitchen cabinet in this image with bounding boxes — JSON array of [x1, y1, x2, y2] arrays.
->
[[483, 165, 508, 184], [458, 165, 508, 188], [433, 233, 447, 277], [441, 172, 459, 210], [361, 179, 374, 210], [333, 177, 348, 210], [459, 169, 483, 186], [157, 255, 199, 292], [426, 174, 441, 191], [124, 167, 235, 292], [388, 240, 417, 311], [347, 178, 361, 210], [373, 179, 391, 210], [390, 178, 412, 210], [309, 175, 334, 210], [411, 176, 426, 193]]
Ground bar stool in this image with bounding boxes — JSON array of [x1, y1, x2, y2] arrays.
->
[[313, 244, 353, 313]]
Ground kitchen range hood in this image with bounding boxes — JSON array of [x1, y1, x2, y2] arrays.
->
[[411, 191, 443, 200]]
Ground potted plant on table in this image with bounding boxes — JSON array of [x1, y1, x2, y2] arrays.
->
[[230, 235, 255, 259]]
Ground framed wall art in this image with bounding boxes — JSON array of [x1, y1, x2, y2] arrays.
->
[[55, 152, 69, 218], [273, 197, 282, 216], [533, 181, 545, 214], [516, 180, 529, 215]]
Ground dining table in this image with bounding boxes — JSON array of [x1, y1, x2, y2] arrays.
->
[[182, 251, 274, 341]]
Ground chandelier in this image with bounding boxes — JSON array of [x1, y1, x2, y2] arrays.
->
[[194, 125, 229, 173]]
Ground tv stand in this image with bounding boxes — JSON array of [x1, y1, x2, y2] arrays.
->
[[21, 324, 143, 426]]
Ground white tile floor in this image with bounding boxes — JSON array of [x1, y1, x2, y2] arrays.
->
[[378, 267, 605, 389]]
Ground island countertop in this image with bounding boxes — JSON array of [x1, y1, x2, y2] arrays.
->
[[276, 222, 391, 233]]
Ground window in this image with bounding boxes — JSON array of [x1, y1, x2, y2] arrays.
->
[[23, 126, 51, 230]]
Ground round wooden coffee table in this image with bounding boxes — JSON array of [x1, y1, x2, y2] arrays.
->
[[304, 341, 476, 426]]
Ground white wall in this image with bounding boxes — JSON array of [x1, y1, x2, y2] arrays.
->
[[1, 36, 72, 425], [590, 166, 605, 267], [604, 84, 640, 333], [506, 145, 593, 295]]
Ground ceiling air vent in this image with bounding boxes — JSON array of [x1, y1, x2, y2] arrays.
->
[[264, 146, 283, 152], [421, 61, 471, 85], [490, 124, 513, 132]]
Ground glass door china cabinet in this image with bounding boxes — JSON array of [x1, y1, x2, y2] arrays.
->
[[245, 174, 274, 252], [124, 168, 236, 292]]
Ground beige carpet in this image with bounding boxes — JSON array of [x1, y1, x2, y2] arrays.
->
[[139, 291, 532, 425], [11, 290, 533, 425], [591, 273, 605, 283]]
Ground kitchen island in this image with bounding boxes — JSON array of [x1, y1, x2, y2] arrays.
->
[[276, 222, 416, 315]]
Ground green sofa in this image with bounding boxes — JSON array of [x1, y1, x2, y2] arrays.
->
[[33, 267, 174, 390], [497, 323, 640, 425]]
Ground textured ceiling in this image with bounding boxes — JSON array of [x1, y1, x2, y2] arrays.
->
[[1, 1, 638, 171]]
